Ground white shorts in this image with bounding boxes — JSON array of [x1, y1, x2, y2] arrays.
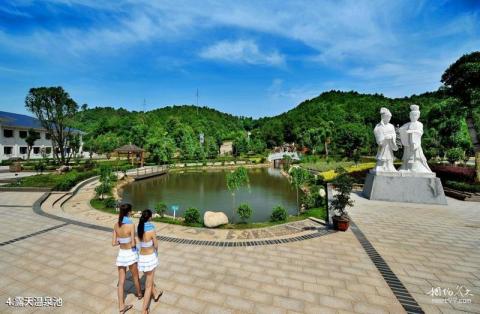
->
[[116, 248, 138, 267], [138, 253, 158, 272]]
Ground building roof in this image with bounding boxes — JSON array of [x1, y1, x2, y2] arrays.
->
[[114, 144, 145, 153], [0, 111, 84, 134], [0, 111, 44, 129]]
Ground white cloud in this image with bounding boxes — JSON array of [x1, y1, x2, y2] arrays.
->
[[1, 0, 479, 98], [199, 39, 284, 66]]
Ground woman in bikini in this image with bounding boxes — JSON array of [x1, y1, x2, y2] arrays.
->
[[112, 203, 143, 313], [137, 209, 163, 314]]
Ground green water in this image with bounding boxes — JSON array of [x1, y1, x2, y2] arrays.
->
[[120, 167, 298, 222]]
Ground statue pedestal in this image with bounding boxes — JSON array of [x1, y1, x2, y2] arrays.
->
[[362, 171, 447, 205]]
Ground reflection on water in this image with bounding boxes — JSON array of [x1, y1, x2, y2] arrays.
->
[[120, 167, 297, 222]]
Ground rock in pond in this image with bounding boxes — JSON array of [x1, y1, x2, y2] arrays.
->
[[204, 211, 228, 228]]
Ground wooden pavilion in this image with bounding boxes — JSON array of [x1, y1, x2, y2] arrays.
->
[[114, 144, 144, 167]]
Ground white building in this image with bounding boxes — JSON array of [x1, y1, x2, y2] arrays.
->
[[0, 111, 84, 161]]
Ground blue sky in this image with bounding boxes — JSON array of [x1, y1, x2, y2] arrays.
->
[[0, 0, 479, 118]]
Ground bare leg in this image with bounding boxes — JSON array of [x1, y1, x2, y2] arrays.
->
[[150, 269, 163, 302], [117, 266, 126, 311], [142, 271, 153, 314], [129, 263, 142, 297], [151, 269, 157, 296]]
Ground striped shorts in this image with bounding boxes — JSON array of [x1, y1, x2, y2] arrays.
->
[[116, 248, 138, 267], [138, 253, 158, 272]]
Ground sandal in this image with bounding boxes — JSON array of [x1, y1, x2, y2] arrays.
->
[[120, 304, 133, 313], [153, 290, 163, 302], [136, 290, 144, 300]]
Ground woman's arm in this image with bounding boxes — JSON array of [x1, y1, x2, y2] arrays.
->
[[112, 229, 118, 246], [131, 224, 136, 247], [152, 230, 158, 251]]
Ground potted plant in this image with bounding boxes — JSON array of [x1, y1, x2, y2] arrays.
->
[[330, 167, 354, 231]]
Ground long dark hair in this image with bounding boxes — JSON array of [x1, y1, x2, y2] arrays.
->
[[118, 203, 132, 227], [138, 209, 152, 240]]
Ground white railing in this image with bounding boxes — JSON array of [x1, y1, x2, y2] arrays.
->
[[267, 152, 300, 162]]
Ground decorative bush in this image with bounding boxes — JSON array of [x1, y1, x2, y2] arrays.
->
[[155, 201, 168, 218], [446, 148, 464, 165], [104, 197, 117, 209], [301, 189, 325, 209], [445, 180, 480, 193], [34, 161, 46, 173], [53, 170, 97, 191], [184, 207, 201, 224], [271, 205, 288, 222], [329, 167, 354, 218], [95, 182, 112, 200], [84, 159, 96, 170], [430, 164, 475, 183], [237, 203, 253, 222]]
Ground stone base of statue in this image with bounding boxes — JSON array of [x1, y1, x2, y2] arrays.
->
[[362, 171, 447, 205]]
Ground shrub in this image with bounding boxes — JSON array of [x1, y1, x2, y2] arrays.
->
[[155, 201, 167, 218], [329, 167, 354, 218], [95, 182, 112, 199], [84, 159, 96, 170], [271, 205, 288, 222], [184, 207, 200, 224], [446, 148, 464, 165], [301, 190, 325, 209], [430, 164, 475, 183], [237, 203, 253, 222], [53, 170, 96, 191], [104, 197, 117, 209], [445, 181, 480, 193], [34, 161, 46, 173]]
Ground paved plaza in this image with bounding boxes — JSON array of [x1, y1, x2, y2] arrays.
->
[[0, 190, 478, 313]]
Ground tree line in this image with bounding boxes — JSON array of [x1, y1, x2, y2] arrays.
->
[[24, 52, 479, 176]]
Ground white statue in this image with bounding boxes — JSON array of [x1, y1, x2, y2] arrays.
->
[[373, 108, 398, 172], [399, 105, 432, 173]]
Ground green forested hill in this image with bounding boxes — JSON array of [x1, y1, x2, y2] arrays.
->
[[70, 105, 254, 161], [71, 90, 473, 161], [254, 90, 472, 158]]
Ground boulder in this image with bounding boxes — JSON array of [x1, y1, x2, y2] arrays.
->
[[56, 165, 71, 173], [203, 211, 228, 228]]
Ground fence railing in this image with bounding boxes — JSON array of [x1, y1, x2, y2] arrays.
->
[[134, 165, 168, 177]]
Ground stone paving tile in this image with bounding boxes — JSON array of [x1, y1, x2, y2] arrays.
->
[[349, 193, 480, 314], [7, 190, 480, 313]]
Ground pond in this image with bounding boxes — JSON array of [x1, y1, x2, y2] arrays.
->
[[119, 167, 298, 222]]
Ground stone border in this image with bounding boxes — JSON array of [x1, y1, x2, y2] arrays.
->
[[57, 175, 100, 208], [350, 221, 424, 314], [33, 192, 335, 246], [0, 187, 52, 192], [0, 222, 69, 247]]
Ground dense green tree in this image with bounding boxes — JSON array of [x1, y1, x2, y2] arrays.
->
[[441, 51, 480, 181], [145, 127, 175, 164], [25, 86, 78, 164], [95, 132, 121, 158], [25, 128, 40, 161], [226, 167, 249, 222], [335, 123, 369, 158], [288, 166, 311, 215], [204, 136, 219, 159]]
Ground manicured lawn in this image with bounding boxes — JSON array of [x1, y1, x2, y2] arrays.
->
[[90, 198, 117, 214], [6, 170, 97, 191]]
